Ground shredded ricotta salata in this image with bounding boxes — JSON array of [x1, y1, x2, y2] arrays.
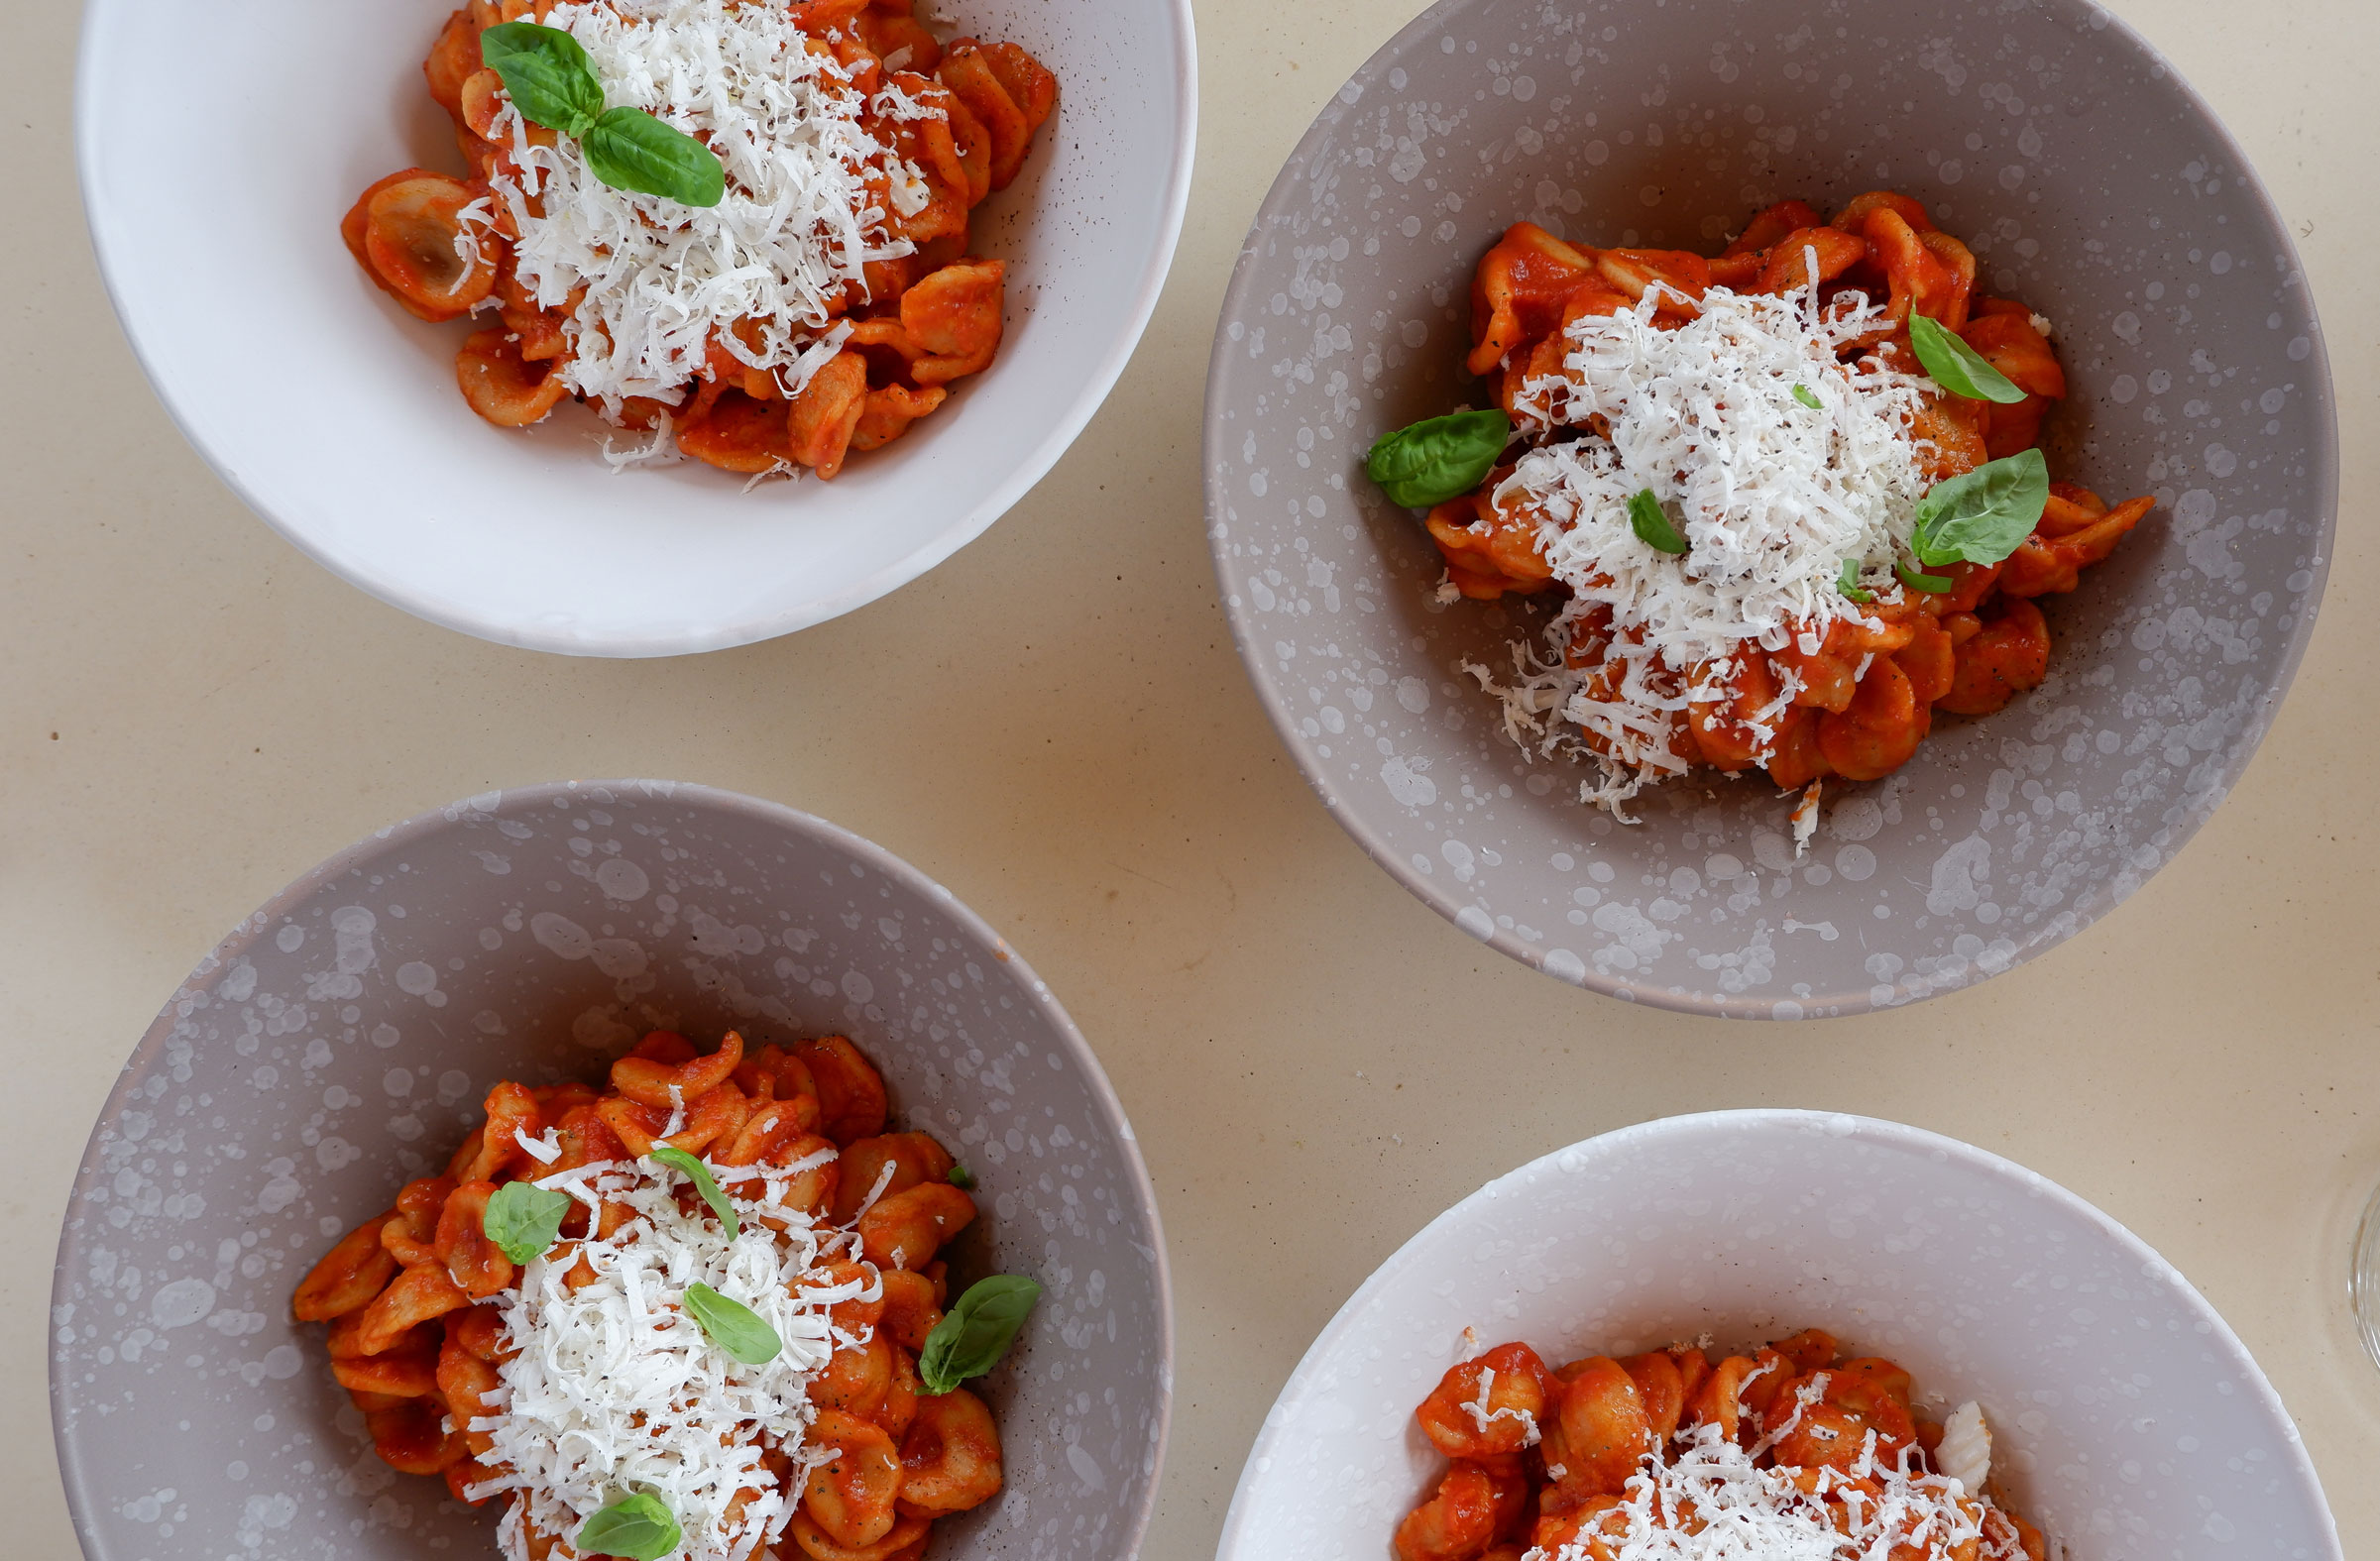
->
[[1464, 277, 1939, 811], [468, 1148, 858, 1561], [484, 0, 939, 416], [1528, 1416, 2019, 1561]]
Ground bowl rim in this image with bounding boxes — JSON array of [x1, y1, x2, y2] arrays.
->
[[1199, 0, 2341, 1018], [46, 778, 1177, 1561], [74, 0, 1200, 659], [1213, 1106, 2343, 1561]]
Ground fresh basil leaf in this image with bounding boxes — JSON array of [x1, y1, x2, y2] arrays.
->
[[1627, 489, 1689, 555], [683, 1282, 781, 1365], [480, 22, 605, 139], [1910, 448, 2050, 568], [582, 107, 726, 208], [1792, 384, 1823, 410], [1907, 314, 2027, 404], [918, 1274, 1041, 1394], [1837, 559, 1872, 604], [948, 1165, 977, 1190], [576, 1492, 681, 1561], [482, 1179, 573, 1266], [648, 1145, 738, 1238], [1896, 561, 1957, 594], [1365, 409, 1511, 509]]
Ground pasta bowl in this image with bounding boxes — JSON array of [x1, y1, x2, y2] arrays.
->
[[77, 0, 1194, 655], [1203, 0, 2336, 1014], [1218, 1109, 2340, 1561], [48, 781, 1171, 1561]]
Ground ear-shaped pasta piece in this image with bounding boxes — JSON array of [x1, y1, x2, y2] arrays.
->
[[1685, 651, 1783, 772], [1956, 311, 2068, 400], [1551, 1358, 1654, 1499], [1616, 1351, 1685, 1442], [1593, 249, 1709, 319], [1753, 226, 1868, 296], [850, 384, 949, 453], [456, 329, 572, 426], [679, 385, 797, 474], [857, 1183, 977, 1270], [897, 1386, 1004, 1514], [1725, 199, 1825, 258], [898, 259, 1004, 386], [423, 8, 481, 122], [831, 1133, 960, 1223], [795, 1035, 891, 1145], [1467, 223, 1597, 377], [367, 1398, 468, 1476], [787, 1510, 930, 1561], [878, 1269, 946, 1352], [1908, 391, 1988, 482], [1683, 1353, 1761, 1442], [805, 1409, 904, 1548], [354, 1263, 474, 1355], [1817, 653, 1928, 782], [1832, 189, 1935, 234], [857, 11, 942, 72], [294, 1213, 401, 1321], [787, 350, 871, 479], [1863, 208, 1961, 329], [1937, 597, 2052, 715], [1394, 1463, 1500, 1561], [354, 172, 501, 321], [936, 42, 1054, 192], [872, 1342, 922, 1442], [433, 1181, 515, 1298], [1766, 1329, 1839, 1376], [809, 1331, 897, 1416], [1895, 613, 1959, 707], [1415, 1342, 1556, 1461], [612, 1030, 745, 1108]]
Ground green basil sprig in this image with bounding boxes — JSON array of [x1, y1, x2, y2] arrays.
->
[[1366, 409, 1511, 508], [1895, 561, 1957, 594], [481, 23, 724, 208], [1792, 384, 1823, 410], [483, 1179, 573, 1265], [1837, 559, 1873, 604], [948, 1164, 977, 1190], [918, 1275, 1042, 1394], [1907, 314, 2026, 404], [648, 1145, 739, 1238], [683, 1282, 782, 1365], [1910, 448, 2049, 568], [1627, 489, 1689, 555], [576, 1492, 682, 1561]]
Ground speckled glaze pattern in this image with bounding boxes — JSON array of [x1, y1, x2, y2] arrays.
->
[[1217, 1110, 2340, 1561], [49, 782, 1171, 1561], [1203, 0, 2337, 1016]]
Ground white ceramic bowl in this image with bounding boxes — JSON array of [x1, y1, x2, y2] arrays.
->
[[78, 1, 1194, 655], [1218, 1110, 2339, 1561], [50, 781, 1172, 1560]]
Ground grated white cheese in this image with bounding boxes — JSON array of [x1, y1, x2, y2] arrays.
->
[[1471, 282, 1939, 809], [1457, 1367, 1542, 1447], [1529, 1420, 2027, 1561], [468, 1150, 851, 1561], [488, 0, 939, 420]]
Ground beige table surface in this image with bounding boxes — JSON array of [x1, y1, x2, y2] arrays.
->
[[7, 0, 2378, 1555]]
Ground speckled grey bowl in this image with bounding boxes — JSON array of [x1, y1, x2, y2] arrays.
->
[[1204, 0, 2336, 1016], [49, 782, 1170, 1561], [1216, 1111, 2341, 1561]]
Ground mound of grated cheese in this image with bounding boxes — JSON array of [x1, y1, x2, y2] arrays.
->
[[1529, 1414, 2027, 1561], [484, 0, 940, 421], [468, 1146, 866, 1561], [1467, 279, 1938, 811]]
